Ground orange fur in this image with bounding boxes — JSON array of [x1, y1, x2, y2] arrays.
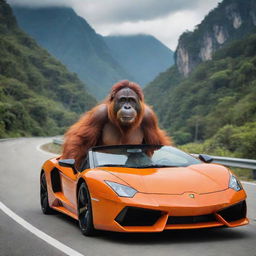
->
[[62, 80, 172, 168]]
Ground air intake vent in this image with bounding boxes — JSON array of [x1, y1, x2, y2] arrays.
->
[[167, 214, 216, 225], [217, 201, 246, 222], [115, 207, 162, 226], [50, 168, 62, 193]]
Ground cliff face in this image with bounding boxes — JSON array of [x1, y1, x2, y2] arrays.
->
[[176, 0, 256, 76]]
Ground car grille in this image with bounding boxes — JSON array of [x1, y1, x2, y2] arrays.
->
[[167, 214, 216, 225], [115, 207, 162, 226], [217, 200, 246, 222]]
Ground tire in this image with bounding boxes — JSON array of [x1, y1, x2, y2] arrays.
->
[[77, 183, 95, 236], [40, 172, 55, 214]]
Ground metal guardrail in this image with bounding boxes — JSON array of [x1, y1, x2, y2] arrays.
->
[[53, 138, 256, 178], [207, 156, 256, 170], [53, 138, 64, 145], [191, 154, 256, 170]]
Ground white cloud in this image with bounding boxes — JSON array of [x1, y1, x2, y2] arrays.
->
[[73, 0, 201, 23], [8, 0, 220, 50], [91, 10, 202, 50], [74, 0, 220, 50]]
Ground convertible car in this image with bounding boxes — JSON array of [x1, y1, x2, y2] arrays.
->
[[40, 145, 248, 236]]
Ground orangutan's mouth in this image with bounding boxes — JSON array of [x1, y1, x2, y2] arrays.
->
[[120, 116, 135, 123]]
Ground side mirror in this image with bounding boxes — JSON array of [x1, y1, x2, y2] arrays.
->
[[199, 154, 213, 163], [59, 159, 77, 174]]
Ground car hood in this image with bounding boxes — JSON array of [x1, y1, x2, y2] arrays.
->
[[102, 164, 230, 194]]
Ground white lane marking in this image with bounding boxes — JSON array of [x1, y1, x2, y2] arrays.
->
[[242, 181, 256, 186], [36, 142, 59, 157], [0, 201, 85, 256]]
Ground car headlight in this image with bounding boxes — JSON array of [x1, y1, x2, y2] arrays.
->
[[229, 175, 242, 191], [105, 181, 137, 197]]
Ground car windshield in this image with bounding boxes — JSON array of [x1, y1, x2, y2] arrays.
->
[[92, 145, 200, 168]]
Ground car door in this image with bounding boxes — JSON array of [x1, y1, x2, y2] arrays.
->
[[58, 165, 78, 214]]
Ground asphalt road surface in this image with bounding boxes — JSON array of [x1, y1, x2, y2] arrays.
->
[[0, 138, 255, 256]]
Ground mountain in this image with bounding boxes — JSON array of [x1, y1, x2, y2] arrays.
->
[[146, 33, 256, 158], [0, 0, 96, 138], [104, 35, 174, 86], [12, 6, 132, 99], [145, 0, 256, 159], [176, 0, 256, 76]]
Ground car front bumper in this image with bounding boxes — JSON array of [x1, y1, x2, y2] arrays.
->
[[90, 188, 248, 232]]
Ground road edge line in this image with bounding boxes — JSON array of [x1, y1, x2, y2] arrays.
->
[[0, 201, 84, 256]]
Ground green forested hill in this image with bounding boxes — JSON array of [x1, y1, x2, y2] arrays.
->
[[12, 6, 133, 99], [0, 0, 96, 137], [145, 34, 256, 158], [144, 66, 182, 118]]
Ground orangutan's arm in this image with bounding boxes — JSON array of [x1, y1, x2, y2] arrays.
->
[[61, 104, 108, 167], [142, 105, 172, 145]]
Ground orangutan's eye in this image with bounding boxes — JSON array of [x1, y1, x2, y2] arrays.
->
[[119, 97, 126, 103], [129, 98, 136, 105]]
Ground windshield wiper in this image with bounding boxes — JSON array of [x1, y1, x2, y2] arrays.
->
[[97, 164, 182, 168], [132, 164, 179, 168], [97, 164, 124, 167]]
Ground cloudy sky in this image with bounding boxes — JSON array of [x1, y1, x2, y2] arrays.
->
[[8, 0, 220, 50]]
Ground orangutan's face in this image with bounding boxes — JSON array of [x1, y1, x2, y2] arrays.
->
[[113, 88, 141, 126]]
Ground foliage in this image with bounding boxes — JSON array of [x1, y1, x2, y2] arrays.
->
[[0, 0, 96, 138], [144, 66, 182, 121], [177, 123, 256, 160]]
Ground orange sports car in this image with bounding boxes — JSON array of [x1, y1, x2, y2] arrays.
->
[[40, 145, 248, 236]]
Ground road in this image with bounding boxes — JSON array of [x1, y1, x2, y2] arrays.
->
[[0, 138, 255, 256]]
